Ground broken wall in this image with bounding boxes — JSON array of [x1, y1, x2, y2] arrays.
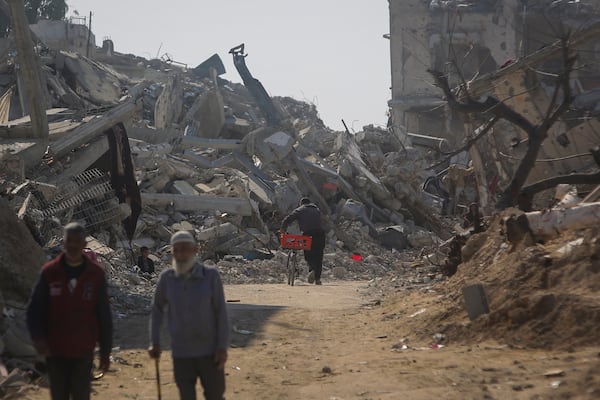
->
[[388, 0, 520, 138], [462, 25, 600, 208], [30, 19, 95, 56]]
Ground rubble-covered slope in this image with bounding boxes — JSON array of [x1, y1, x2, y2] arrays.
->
[[386, 215, 600, 349]]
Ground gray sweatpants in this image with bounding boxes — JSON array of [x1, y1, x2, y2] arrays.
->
[[173, 356, 225, 400]]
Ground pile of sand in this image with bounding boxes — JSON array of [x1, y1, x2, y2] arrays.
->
[[389, 213, 600, 349]]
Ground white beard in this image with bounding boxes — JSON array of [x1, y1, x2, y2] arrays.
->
[[173, 259, 195, 277]]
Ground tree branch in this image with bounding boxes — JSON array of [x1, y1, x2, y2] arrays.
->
[[545, 56, 577, 129], [427, 116, 499, 171], [428, 70, 536, 134], [518, 147, 600, 209], [520, 171, 600, 199]]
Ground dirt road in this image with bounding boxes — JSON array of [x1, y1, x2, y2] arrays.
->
[[24, 281, 600, 399]]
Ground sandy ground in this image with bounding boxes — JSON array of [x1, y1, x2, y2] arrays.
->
[[22, 281, 600, 400]]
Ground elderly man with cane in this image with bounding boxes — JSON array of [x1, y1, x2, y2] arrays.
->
[[149, 231, 230, 400]]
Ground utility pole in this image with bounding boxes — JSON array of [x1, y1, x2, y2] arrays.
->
[[6, 0, 48, 139], [86, 11, 92, 58]]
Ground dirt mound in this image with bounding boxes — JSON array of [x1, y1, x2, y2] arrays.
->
[[389, 213, 600, 350], [0, 198, 46, 302]]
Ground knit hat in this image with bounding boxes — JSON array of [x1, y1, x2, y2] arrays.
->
[[170, 231, 196, 246]]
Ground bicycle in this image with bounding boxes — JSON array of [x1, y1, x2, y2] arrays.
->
[[279, 233, 312, 286]]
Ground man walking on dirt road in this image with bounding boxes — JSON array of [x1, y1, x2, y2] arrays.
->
[[27, 222, 113, 400], [281, 197, 326, 285], [149, 231, 230, 400]]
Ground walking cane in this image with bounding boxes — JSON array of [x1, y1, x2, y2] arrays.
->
[[154, 358, 162, 400]]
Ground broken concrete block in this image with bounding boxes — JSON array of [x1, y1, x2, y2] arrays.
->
[[192, 54, 226, 79], [55, 51, 127, 106], [154, 75, 184, 129], [407, 231, 437, 248], [378, 226, 409, 251], [185, 87, 225, 138], [196, 223, 238, 241], [170, 180, 200, 196], [243, 128, 295, 164], [338, 159, 353, 178], [340, 199, 376, 231], [130, 142, 173, 159], [195, 182, 216, 193], [462, 284, 490, 321]]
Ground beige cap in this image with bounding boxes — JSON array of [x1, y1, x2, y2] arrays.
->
[[170, 231, 196, 245]]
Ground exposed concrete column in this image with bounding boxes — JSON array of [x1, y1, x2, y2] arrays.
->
[[7, 0, 48, 139]]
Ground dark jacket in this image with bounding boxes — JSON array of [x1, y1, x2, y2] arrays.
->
[[282, 203, 323, 234], [26, 253, 113, 358], [137, 256, 155, 274]]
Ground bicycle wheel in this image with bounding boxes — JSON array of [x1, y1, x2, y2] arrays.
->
[[286, 251, 294, 285]]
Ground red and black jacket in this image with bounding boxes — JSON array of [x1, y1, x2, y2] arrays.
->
[[26, 253, 113, 358]]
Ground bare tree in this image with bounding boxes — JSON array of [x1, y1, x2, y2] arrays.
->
[[429, 35, 580, 210]]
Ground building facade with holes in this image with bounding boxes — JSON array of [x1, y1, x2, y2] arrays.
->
[[387, 0, 600, 209]]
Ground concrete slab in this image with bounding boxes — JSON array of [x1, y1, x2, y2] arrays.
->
[[141, 193, 253, 216], [462, 284, 490, 321]]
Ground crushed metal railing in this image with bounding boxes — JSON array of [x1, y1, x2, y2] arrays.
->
[[40, 169, 122, 232]]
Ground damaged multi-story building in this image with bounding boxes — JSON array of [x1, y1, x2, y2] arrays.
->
[[387, 0, 600, 210]]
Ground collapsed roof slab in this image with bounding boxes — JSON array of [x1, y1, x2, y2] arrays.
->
[[50, 99, 139, 159], [141, 193, 253, 216], [50, 136, 110, 184]]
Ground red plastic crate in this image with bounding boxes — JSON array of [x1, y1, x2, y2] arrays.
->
[[280, 234, 312, 251]]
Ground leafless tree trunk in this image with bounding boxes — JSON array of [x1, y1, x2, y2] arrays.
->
[[429, 36, 577, 210]]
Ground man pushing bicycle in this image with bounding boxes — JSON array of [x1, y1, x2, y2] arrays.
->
[[281, 198, 326, 285]]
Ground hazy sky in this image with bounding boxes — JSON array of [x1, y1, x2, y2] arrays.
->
[[67, 0, 391, 131]]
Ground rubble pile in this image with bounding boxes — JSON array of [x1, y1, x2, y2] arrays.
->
[[0, 18, 457, 393], [392, 209, 600, 349], [1, 38, 452, 279]]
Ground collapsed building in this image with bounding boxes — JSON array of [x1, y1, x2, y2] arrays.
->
[[0, 4, 451, 302], [388, 0, 600, 211], [0, 6, 458, 390], [0, 0, 599, 396]]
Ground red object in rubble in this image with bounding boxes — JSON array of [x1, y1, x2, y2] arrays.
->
[[351, 253, 363, 262]]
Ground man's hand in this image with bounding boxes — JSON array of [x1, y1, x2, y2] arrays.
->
[[148, 344, 161, 359], [99, 354, 110, 373], [33, 339, 49, 356], [214, 349, 228, 370]]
